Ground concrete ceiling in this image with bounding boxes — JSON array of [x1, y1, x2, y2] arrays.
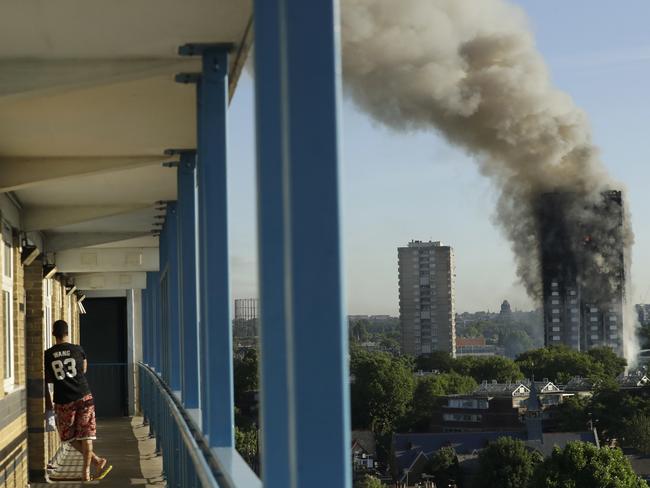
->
[[0, 0, 252, 247]]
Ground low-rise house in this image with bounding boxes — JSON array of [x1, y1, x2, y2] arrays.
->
[[617, 371, 650, 389], [431, 379, 567, 432], [394, 383, 599, 486], [352, 431, 377, 473]]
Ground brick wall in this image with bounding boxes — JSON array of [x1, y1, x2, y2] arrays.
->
[[24, 257, 49, 481], [0, 239, 28, 487]]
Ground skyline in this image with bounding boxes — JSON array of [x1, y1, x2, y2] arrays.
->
[[226, 1, 650, 315]]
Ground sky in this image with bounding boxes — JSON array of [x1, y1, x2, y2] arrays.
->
[[226, 1, 650, 315]]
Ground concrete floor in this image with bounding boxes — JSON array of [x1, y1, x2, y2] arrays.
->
[[32, 417, 165, 487]]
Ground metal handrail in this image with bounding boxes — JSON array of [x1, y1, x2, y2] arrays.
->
[[138, 362, 221, 487]]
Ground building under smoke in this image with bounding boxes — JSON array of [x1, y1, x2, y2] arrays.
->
[[538, 191, 625, 355]]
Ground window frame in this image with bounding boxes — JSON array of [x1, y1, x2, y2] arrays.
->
[[2, 223, 14, 390], [44, 278, 53, 350]]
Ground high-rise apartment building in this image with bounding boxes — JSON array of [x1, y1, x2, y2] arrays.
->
[[538, 191, 625, 355], [398, 240, 456, 357]]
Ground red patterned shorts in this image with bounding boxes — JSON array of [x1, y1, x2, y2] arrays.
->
[[54, 394, 97, 442]]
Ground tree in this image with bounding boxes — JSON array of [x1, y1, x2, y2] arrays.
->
[[587, 347, 627, 378], [454, 355, 523, 383], [549, 394, 590, 433], [233, 348, 259, 409], [235, 425, 259, 472], [414, 351, 455, 373], [532, 442, 647, 488], [500, 329, 534, 358], [516, 346, 605, 384], [409, 373, 477, 430], [589, 386, 650, 442], [477, 437, 542, 488], [354, 474, 383, 488], [350, 350, 416, 435], [426, 447, 460, 486], [624, 414, 650, 455], [379, 336, 400, 355], [350, 319, 371, 343]]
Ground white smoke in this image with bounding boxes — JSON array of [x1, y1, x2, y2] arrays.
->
[[340, 0, 636, 360]]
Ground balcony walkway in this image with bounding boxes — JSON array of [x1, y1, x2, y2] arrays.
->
[[33, 417, 165, 487]]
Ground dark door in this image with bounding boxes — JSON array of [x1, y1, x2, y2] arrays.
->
[[80, 297, 128, 417]]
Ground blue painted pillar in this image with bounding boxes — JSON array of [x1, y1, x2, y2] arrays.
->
[[159, 219, 170, 383], [179, 43, 234, 447], [254, 1, 351, 487], [166, 202, 182, 392], [149, 271, 161, 373], [175, 150, 200, 409], [252, 2, 290, 485], [142, 288, 149, 365]]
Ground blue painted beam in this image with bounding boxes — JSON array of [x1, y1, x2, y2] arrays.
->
[[166, 202, 182, 393], [252, 1, 290, 485], [254, 1, 351, 486], [179, 44, 234, 447], [175, 150, 200, 409]]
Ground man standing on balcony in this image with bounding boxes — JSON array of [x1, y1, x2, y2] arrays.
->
[[44, 319, 113, 481]]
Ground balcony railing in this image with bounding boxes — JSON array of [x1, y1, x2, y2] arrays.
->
[[138, 362, 260, 487]]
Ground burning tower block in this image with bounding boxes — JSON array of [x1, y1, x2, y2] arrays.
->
[[538, 190, 625, 356]]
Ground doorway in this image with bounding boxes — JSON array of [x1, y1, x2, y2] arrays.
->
[[80, 297, 128, 417]]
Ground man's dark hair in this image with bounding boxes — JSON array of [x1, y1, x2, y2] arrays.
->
[[52, 320, 69, 339]]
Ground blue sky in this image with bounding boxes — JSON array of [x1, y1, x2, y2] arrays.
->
[[227, 1, 650, 314]]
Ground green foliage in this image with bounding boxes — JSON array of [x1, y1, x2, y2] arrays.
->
[[532, 442, 647, 488], [516, 346, 608, 384], [454, 355, 524, 383], [235, 425, 258, 470], [415, 351, 523, 382], [350, 319, 371, 343], [409, 373, 477, 430], [354, 474, 383, 488], [414, 351, 455, 373], [426, 447, 460, 486], [477, 437, 542, 488], [550, 394, 590, 433], [379, 336, 401, 355], [586, 347, 627, 378], [589, 386, 650, 443], [233, 348, 258, 406], [500, 329, 534, 358], [624, 414, 650, 456], [350, 349, 416, 434]]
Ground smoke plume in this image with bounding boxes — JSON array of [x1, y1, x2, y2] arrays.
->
[[340, 0, 636, 358]]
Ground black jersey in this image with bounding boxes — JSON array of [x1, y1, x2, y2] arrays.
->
[[44, 343, 91, 404]]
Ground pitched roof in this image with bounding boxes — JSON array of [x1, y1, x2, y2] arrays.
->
[[393, 431, 599, 472], [352, 430, 376, 455]]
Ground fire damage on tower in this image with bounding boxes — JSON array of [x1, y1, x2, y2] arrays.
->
[[537, 190, 625, 356]]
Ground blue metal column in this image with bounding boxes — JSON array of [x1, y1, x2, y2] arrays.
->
[[179, 43, 234, 447], [142, 288, 150, 365], [173, 150, 201, 410], [254, 1, 350, 487], [159, 219, 170, 383], [166, 202, 182, 393], [149, 271, 161, 373], [252, 2, 290, 485]]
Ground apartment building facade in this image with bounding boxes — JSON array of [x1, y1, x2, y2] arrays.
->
[[398, 240, 456, 357], [0, 212, 83, 485]]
